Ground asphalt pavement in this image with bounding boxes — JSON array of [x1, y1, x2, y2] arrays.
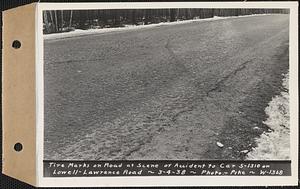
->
[[44, 14, 289, 160]]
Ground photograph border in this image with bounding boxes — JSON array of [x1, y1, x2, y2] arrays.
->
[[36, 1, 298, 187]]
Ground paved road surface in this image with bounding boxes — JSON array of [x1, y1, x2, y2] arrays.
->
[[44, 14, 289, 160]]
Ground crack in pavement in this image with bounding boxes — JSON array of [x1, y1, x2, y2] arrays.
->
[[170, 106, 194, 122]]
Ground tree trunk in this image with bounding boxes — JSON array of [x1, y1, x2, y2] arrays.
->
[[54, 10, 58, 32], [131, 10, 137, 25], [170, 9, 176, 22], [43, 11, 50, 33], [61, 10, 64, 31], [69, 10, 73, 27]]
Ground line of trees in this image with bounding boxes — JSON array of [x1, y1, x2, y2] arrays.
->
[[43, 8, 289, 34]]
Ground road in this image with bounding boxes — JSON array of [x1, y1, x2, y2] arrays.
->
[[44, 14, 289, 160]]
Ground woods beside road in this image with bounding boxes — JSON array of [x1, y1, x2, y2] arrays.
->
[[43, 8, 288, 34], [44, 14, 289, 160]]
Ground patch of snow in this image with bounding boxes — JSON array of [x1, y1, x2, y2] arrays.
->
[[216, 142, 224, 148], [247, 73, 290, 160], [44, 14, 270, 40], [240, 150, 249, 154]]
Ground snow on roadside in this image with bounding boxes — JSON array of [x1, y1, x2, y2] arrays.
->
[[44, 14, 270, 40], [247, 73, 290, 160]]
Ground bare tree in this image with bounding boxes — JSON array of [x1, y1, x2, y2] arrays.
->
[[170, 9, 176, 22], [54, 10, 58, 32], [69, 10, 73, 28], [61, 10, 64, 31]]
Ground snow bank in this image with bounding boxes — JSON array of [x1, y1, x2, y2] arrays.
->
[[44, 14, 269, 40], [247, 73, 290, 160]]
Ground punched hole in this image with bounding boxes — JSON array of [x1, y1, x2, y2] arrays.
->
[[14, 143, 23, 152], [12, 40, 21, 49]]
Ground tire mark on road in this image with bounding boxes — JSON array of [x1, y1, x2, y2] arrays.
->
[[47, 58, 105, 65], [206, 59, 252, 97], [164, 38, 191, 74]]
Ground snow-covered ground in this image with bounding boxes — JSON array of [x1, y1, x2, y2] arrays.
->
[[247, 73, 290, 160], [44, 14, 270, 40]]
